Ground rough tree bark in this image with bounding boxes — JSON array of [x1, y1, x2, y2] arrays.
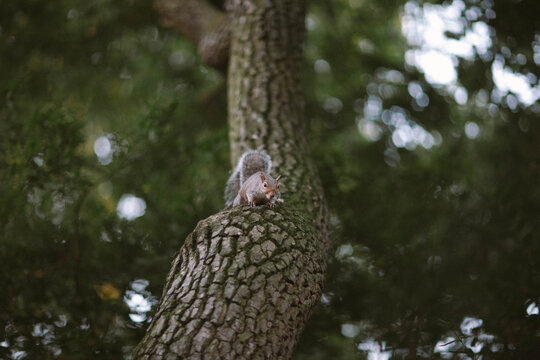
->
[[133, 0, 329, 358]]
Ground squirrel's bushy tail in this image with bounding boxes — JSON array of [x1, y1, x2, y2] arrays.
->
[[224, 150, 272, 206]]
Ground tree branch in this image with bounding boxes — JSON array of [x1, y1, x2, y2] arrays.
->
[[155, 0, 230, 70], [134, 207, 326, 358]]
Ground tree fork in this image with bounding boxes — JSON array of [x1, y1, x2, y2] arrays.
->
[[133, 0, 328, 358], [155, 0, 230, 70]]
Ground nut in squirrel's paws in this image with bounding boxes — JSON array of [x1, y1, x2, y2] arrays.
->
[[268, 198, 284, 209]]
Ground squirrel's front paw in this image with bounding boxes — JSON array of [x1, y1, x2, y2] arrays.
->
[[248, 201, 255, 207]]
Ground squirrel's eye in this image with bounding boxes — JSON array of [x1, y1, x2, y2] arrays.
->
[[263, 183, 267, 187]]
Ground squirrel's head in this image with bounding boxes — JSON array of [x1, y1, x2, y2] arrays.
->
[[260, 172, 281, 199]]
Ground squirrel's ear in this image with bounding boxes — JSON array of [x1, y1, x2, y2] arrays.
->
[[275, 174, 281, 181], [260, 172, 266, 181]]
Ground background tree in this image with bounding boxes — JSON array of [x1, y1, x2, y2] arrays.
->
[[1, 0, 539, 359]]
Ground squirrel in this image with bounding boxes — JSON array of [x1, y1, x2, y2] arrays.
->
[[224, 150, 282, 208]]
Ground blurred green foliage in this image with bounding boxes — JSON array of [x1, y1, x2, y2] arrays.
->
[[1, 0, 539, 359]]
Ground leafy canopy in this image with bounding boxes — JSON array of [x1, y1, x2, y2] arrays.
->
[[1, 0, 539, 359]]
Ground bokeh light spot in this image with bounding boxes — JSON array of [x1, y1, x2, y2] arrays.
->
[[464, 122, 480, 139], [94, 135, 113, 165], [117, 195, 146, 221]]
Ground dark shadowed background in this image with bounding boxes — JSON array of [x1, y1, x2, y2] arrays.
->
[[1, 0, 539, 358]]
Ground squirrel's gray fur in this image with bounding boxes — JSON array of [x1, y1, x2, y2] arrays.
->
[[224, 150, 272, 206]]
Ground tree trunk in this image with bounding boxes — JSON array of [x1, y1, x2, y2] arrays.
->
[[133, 0, 329, 358]]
